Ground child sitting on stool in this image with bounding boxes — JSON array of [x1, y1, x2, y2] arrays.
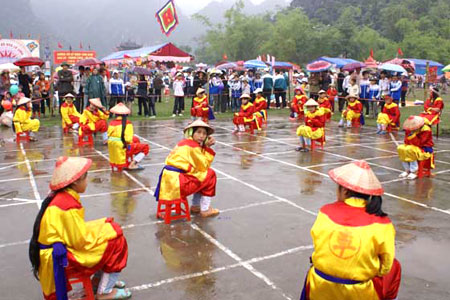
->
[[397, 116, 434, 180], [296, 99, 325, 152], [339, 93, 362, 128], [376, 95, 400, 135]]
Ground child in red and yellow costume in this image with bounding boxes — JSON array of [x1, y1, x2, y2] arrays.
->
[[154, 120, 219, 218], [318, 90, 332, 121], [13, 96, 40, 141], [419, 86, 443, 125], [339, 94, 363, 128], [376, 95, 400, 135], [397, 115, 434, 180], [290, 86, 307, 120], [253, 88, 267, 127], [233, 93, 257, 133], [29, 156, 131, 300], [60, 93, 81, 133], [108, 103, 150, 171], [0, 91, 14, 127], [326, 83, 337, 112], [79, 98, 109, 144], [191, 88, 210, 123], [296, 99, 325, 152], [300, 160, 401, 300]]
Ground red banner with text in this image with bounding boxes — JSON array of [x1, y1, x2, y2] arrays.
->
[[53, 51, 96, 65]]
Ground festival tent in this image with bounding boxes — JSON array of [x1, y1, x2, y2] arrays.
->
[[314, 56, 361, 68], [101, 43, 193, 64], [364, 56, 379, 68], [404, 58, 444, 75]]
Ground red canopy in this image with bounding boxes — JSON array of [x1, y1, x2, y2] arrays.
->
[[13, 57, 44, 67]]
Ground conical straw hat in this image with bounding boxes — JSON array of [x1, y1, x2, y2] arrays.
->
[[64, 93, 75, 98], [184, 119, 214, 135], [328, 160, 384, 196], [402, 115, 424, 131], [240, 93, 251, 99], [196, 88, 205, 96], [304, 99, 319, 106], [17, 97, 31, 106], [89, 98, 104, 109], [110, 102, 130, 115], [49, 156, 92, 191]]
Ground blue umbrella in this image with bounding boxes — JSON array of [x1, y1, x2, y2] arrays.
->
[[378, 63, 407, 74], [244, 60, 267, 69]]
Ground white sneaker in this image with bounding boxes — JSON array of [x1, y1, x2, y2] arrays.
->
[[150, 116, 156, 119], [407, 173, 418, 180], [178, 113, 183, 116], [172, 114, 176, 117], [399, 172, 409, 178]]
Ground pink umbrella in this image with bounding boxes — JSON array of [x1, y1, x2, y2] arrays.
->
[[342, 62, 366, 72], [306, 60, 332, 73], [75, 58, 102, 67]]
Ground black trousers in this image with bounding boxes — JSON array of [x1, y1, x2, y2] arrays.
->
[[154, 89, 162, 103], [400, 90, 407, 107], [109, 95, 123, 109], [148, 96, 156, 116], [263, 90, 272, 109], [274, 89, 286, 108], [173, 96, 184, 114], [137, 96, 149, 116]]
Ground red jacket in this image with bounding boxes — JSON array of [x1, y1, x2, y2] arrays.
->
[[404, 125, 433, 148], [305, 109, 325, 131], [382, 102, 400, 125]]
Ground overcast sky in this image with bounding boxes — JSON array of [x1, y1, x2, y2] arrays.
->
[[176, 0, 266, 15]]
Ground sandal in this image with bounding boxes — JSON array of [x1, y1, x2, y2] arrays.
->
[[200, 208, 220, 218], [114, 281, 126, 289], [127, 165, 144, 171], [96, 288, 132, 300]]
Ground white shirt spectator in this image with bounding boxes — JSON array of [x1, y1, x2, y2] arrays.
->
[[173, 79, 185, 97]]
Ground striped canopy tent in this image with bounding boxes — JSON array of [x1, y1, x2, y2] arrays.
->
[[101, 42, 194, 65]]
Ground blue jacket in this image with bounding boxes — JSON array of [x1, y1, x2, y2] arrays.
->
[[359, 79, 370, 100], [229, 80, 241, 98], [390, 80, 402, 100], [109, 78, 124, 96], [368, 84, 380, 100], [262, 74, 273, 91], [253, 78, 263, 90], [274, 74, 287, 90]]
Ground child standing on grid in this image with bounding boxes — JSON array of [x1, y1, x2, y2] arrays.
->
[[172, 72, 185, 117]]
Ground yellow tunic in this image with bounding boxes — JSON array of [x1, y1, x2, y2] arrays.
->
[[307, 198, 395, 300], [60, 102, 81, 129], [38, 188, 119, 297], [78, 109, 108, 133], [159, 138, 215, 202], [107, 118, 134, 166], [296, 109, 325, 140], [13, 107, 40, 133]]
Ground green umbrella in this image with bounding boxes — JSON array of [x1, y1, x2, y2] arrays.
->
[[442, 64, 450, 72]]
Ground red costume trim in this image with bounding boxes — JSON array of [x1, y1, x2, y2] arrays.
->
[[320, 201, 392, 226], [48, 191, 82, 210]]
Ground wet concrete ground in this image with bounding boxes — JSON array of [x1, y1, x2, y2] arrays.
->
[[1, 117, 450, 300]]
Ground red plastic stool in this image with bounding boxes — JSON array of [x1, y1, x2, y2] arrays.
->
[[68, 275, 95, 300], [418, 159, 432, 178], [351, 117, 361, 128], [78, 134, 94, 147], [63, 127, 70, 134], [156, 199, 191, 224], [16, 131, 30, 143], [310, 133, 325, 152]]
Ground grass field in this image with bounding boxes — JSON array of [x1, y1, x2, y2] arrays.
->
[[37, 88, 449, 135]]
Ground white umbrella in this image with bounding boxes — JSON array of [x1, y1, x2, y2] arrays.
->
[[0, 63, 20, 72]]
